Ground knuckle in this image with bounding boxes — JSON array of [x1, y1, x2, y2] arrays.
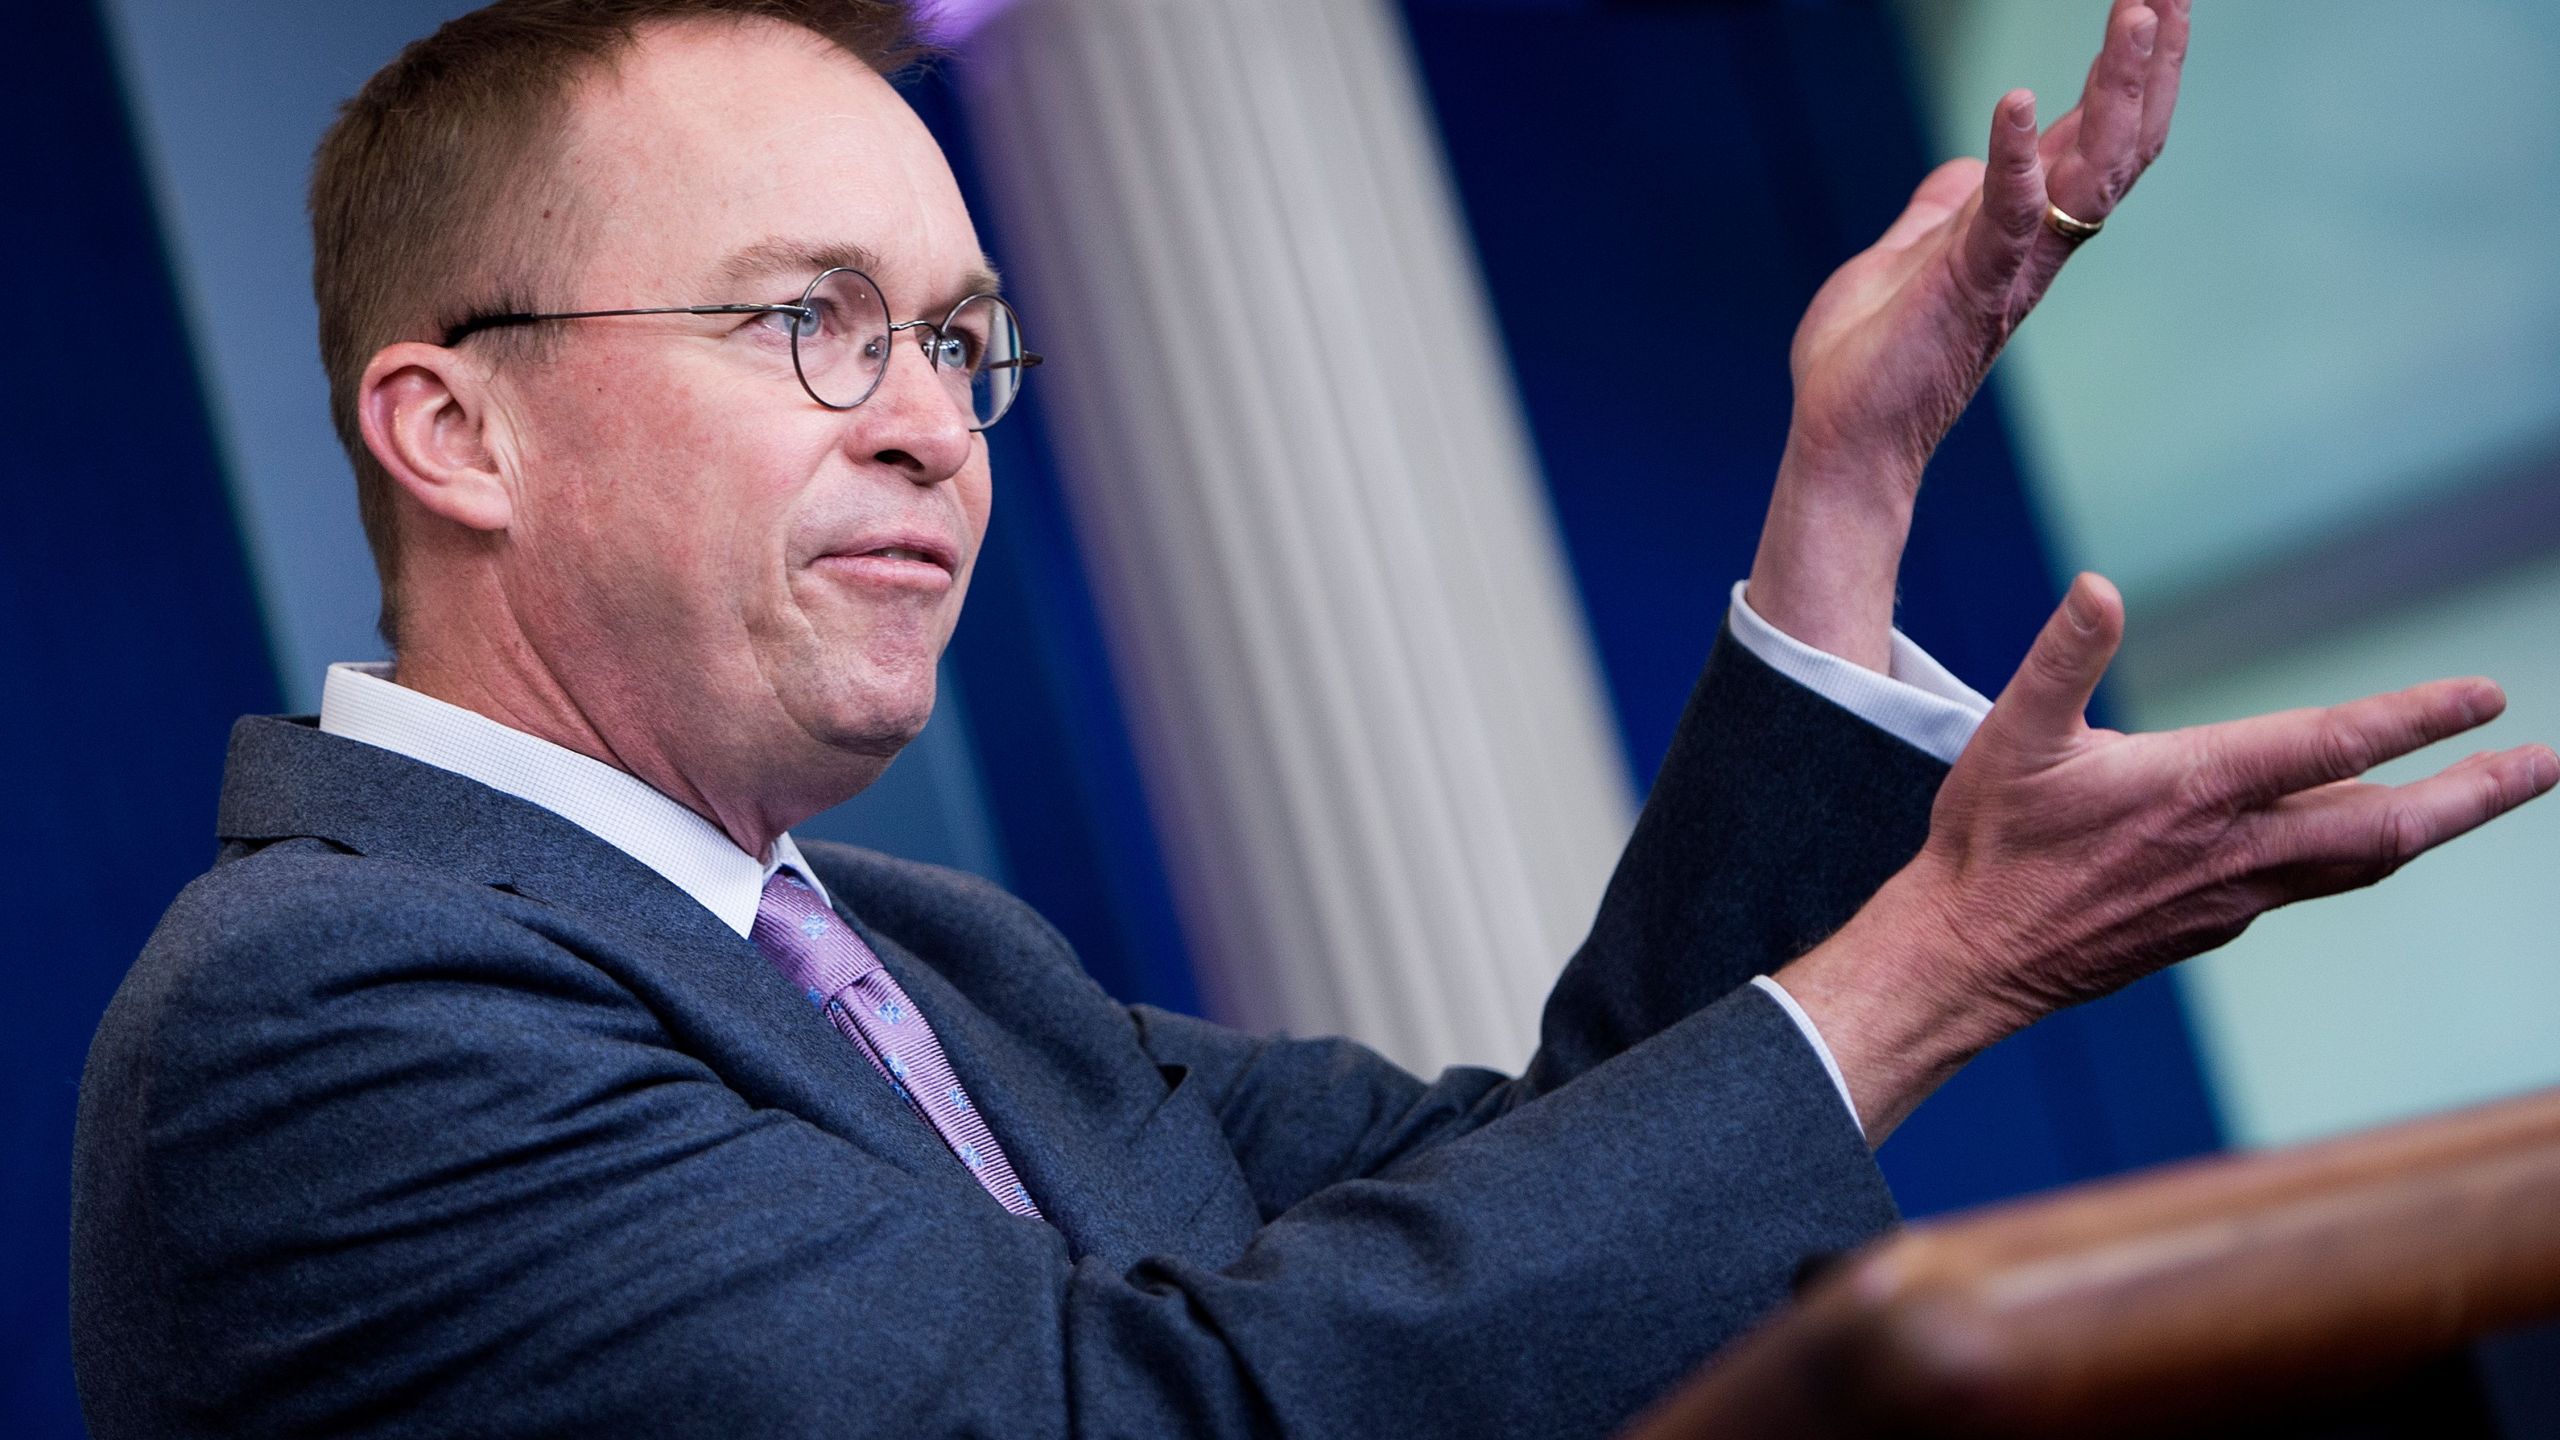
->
[[2172, 757, 2239, 822], [2317, 716, 2377, 782], [2170, 758, 2252, 825], [2029, 638, 2083, 694], [2178, 882, 2265, 956], [2209, 888, 2268, 943], [2372, 804, 2428, 873], [2493, 763, 2533, 814], [2208, 822, 2269, 887], [2463, 766, 2518, 831]]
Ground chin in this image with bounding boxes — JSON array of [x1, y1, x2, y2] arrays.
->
[[810, 670, 939, 760]]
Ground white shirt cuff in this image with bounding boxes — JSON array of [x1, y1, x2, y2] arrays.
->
[[1725, 581, 1991, 765], [1748, 974, 1864, 1141]]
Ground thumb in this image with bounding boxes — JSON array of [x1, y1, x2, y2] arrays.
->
[[1986, 573, 2123, 751]]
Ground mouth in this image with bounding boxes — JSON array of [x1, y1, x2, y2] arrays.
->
[[859, 544, 948, 568], [812, 532, 961, 592]]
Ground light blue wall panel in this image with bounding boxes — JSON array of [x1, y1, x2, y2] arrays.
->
[[100, 0, 433, 698], [2137, 553, 2560, 1148], [1896, 0, 2560, 607]]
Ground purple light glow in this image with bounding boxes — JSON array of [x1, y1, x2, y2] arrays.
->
[[920, 0, 1020, 45]]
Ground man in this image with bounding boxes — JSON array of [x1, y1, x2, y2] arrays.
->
[[69, 0, 2556, 1435]]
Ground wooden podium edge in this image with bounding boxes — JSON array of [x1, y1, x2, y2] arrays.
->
[[1622, 1085, 2560, 1439]]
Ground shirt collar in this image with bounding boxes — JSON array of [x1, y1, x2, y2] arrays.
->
[[317, 662, 829, 936]]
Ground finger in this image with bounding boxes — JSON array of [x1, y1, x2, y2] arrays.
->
[[2288, 747, 2506, 809], [2197, 677, 2510, 805], [2037, 107, 2085, 173], [2045, 5, 2158, 225], [2044, 0, 2144, 161], [1876, 157, 1991, 253], [2255, 744, 2560, 887], [1954, 90, 2046, 304], [2137, 0, 2193, 165], [1983, 573, 2124, 750], [2139, 0, 2193, 154]]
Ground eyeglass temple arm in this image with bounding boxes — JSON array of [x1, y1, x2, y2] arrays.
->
[[444, 301, 809, 347]]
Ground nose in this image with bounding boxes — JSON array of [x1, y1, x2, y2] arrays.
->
[[851, 326, 975, 484]]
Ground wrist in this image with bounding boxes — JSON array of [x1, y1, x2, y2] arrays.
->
[[1773, 858, 2018, 1143], [1775, 425, 1927, 513], [1745, 442, 1923, 674]]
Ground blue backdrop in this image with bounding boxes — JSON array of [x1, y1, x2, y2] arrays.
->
[[2, 6, 283, 1434]]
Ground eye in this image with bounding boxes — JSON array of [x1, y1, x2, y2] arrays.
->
[[756, 305, 822, 341], [931, 332, 977, 370]]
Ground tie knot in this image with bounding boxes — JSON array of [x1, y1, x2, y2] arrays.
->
[[752, 870, 882, 994]]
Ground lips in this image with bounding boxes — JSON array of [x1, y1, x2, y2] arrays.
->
[[825, 531, 959, 575], [806, 526, 963, 597], [858, 544, 946, 568]]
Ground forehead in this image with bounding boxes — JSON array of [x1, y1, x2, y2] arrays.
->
[[556, 18, 982, 300]]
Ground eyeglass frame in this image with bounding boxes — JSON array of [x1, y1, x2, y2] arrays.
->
[[439, 265, 1044, 431]]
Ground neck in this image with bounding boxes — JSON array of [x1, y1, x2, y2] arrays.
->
[[392, 626, 794, 860]]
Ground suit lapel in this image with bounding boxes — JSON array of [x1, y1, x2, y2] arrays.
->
[[216, 716, 961, 1188], [839, 897, 1258, 1267], [841, 913, 1114, 1246]]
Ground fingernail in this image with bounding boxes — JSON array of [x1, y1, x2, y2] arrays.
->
[[2535, 748, 2560, 792], [2064, 585, 2099, 634], [2134, 19, 2159, 57]]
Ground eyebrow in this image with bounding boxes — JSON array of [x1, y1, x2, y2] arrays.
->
[[712, 237, 1004, 308]]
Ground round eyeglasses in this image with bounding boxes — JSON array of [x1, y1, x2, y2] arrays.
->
[[442, 266, 1043, 432]]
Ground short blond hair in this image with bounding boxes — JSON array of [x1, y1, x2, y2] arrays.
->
[[309, 0, 925, 647]]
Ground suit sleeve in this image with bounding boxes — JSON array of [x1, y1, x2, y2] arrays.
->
[[77, 848, 1889, 1440], [1134, 623, 1949, 1217]]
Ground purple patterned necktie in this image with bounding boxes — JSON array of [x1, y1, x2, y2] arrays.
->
[[751, 870, 1044, 1220]]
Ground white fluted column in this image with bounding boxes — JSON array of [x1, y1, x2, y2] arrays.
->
[[961, 0, 1636, 1075]]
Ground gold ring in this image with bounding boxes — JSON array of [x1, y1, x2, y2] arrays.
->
[[2045, 203, 2105, 244]]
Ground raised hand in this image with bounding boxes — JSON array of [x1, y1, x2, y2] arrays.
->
[[1749, 0, 2192, 671], [1779, 574, 2559, 1144], [1788, 0, 2189, 482]]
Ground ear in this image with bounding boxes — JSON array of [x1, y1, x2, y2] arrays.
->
[[357, 341, 514, 533]]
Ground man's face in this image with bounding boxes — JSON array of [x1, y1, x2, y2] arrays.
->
[[483, 18, 993, 821]]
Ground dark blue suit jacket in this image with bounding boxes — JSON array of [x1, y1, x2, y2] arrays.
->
[[71, 631, 1946, 1438]]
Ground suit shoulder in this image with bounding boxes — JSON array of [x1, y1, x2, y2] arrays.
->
[[159, 839, 538, 970], [792, 839, 1102, 994], [107, 840, 585, 1054], [793, 839, 1048, 933]]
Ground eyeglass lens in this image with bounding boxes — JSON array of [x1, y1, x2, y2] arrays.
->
[[790, 268, 1028, 430]]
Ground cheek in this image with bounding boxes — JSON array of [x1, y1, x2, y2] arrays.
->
[[956, 460, 996, 566], [513, 361, 803, 624]]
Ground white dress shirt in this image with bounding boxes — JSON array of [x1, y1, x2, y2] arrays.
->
[[317, 592, 1993, 1140], [317, 661, 833, 931]]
